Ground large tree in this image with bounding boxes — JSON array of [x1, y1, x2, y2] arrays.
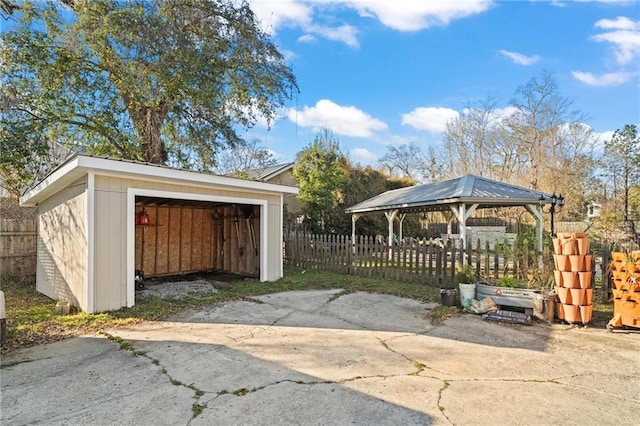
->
[[0, 0, 297, 195], [293, 130, 349, 233], [603, 124, 640, 222]]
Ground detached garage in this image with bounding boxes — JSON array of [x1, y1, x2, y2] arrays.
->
[[20, 155, 298, 313]]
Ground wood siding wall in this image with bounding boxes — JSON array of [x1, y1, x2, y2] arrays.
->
[[37, 178, 88, 310]]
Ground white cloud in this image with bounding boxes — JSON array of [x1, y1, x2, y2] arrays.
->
[[249, 0, 493, 47], [297, 34, 316, 43], [401, 107, 459, 133], [249, 0, 312, 35], [350, 147, 378, 164], [249, 0, 357, 46], [335, 0, 494, 31], [288, 99, 388, 137], [592, 16, 640, 65], [307, 23, 359, 47], [572, 70, 635, 86], [499, 50, 540, 65]]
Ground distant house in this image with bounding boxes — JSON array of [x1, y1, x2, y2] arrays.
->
[[241, 162, 302, 219]]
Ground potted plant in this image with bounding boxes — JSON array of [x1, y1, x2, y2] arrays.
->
[[456, 265, 477, 309]]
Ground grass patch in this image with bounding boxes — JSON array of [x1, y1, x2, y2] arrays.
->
[[428, 306, 459, 325], [191, 403, 206, 418], [591, 301, 614, 327], [0, 268, 619, 353], [11, 266, 589, 352]]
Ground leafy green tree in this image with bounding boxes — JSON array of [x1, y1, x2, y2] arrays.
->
[[0, 0, 297, 194], [293, 130, 349, 233], [604, 124, 640, 222], [341, 165, 414, 236]]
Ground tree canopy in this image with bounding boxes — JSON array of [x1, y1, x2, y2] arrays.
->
[[0, 0, 297, 195]]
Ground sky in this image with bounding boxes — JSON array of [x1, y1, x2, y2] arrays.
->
[[242, 0, 640, 167]]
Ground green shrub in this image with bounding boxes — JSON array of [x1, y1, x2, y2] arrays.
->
[[455, 265, 476, 284], [494, 277, 522, 288]]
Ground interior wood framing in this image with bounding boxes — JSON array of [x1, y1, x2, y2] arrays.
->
[[134, 197, 260, 278]]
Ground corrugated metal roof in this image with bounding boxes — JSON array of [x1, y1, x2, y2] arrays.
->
[[345, 174, 550, 214]]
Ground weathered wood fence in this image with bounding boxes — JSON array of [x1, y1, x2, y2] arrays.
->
[[1, 198, 38, 277], [284, 233, 617, 301], [284, 233, 554, 288]]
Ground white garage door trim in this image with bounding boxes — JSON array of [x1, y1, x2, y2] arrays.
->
[[126, 188, 268, 308]]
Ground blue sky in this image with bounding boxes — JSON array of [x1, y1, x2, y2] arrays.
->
[[244, 0, 640, 166]]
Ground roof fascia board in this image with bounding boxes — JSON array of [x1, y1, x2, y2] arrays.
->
[[346, 197, 546, 214], [77, 156, 298, 194], [20, 156, 83, 206], [21, 155, 298, 207]]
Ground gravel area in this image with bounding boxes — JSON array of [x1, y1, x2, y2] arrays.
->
[[137, 279, 220, 300]]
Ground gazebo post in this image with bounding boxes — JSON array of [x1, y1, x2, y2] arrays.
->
[[351, 213, 360, 254], [525, 204, 544, 269], [449, 203, 479, 256], [397, 213, 406, 242], [384, 210, 398, 260]]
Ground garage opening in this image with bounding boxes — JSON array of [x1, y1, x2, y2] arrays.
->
[[134, 196, 260, 285]]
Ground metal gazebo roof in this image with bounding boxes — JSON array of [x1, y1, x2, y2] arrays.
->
[[345, 174, 553, 253], [345, 174, 549, 214]]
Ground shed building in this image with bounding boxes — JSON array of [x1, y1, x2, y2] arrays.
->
[[20, 155, 298, 313]]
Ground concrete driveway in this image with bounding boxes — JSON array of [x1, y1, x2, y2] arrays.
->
[[2, 289, 639, 425]]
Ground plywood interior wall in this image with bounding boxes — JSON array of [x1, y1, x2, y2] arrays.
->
[[134, 203, 260, 278]]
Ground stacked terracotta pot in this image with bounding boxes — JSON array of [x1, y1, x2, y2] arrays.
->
[[552, 233, 593, 324], [609, 252, 640, 329]]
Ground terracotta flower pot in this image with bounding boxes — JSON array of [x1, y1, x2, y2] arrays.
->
[[611, 252, 628, 262], [576, 238, 590, 255], [562, 239, 577, 255], [553, 270, 563, 287], [580, 305, 593, 324], [621, 262, 640, 274], [554, 255, 570, 272], [570, 288, 586, 306], [569, 255, 584, 272], [585, 288, 593, 305], [556, 286, 571, 304], [578, 271, 592, 289], [583, 255, 593, 272], [563, 304, 580, 323], [552, 238, 562, 255], [561, 271, 579, 289], [572, 232, 586, 239], [556, 302, 565, 320], [612, 270, 629, 282]]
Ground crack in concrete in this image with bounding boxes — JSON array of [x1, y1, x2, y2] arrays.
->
[[102, 333, 207, 424], [0, 356, 48, 369], [437, 381, 453, 424]]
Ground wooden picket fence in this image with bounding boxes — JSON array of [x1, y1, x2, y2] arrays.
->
[[283, 233, 552, 288]]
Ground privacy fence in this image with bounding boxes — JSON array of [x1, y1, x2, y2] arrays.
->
[[0, 198, 38, 277], [284, 232, 629, 303]]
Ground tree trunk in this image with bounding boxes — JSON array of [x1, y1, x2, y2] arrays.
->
[[131, 103, 171, 164]]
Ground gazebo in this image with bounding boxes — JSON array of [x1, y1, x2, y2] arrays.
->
[[345, 174, 554, 254]]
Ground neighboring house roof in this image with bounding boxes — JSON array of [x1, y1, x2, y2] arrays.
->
[[345, 174, 551, 214], [242, 162, 295, 181], [20, 155, 298, 207]]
